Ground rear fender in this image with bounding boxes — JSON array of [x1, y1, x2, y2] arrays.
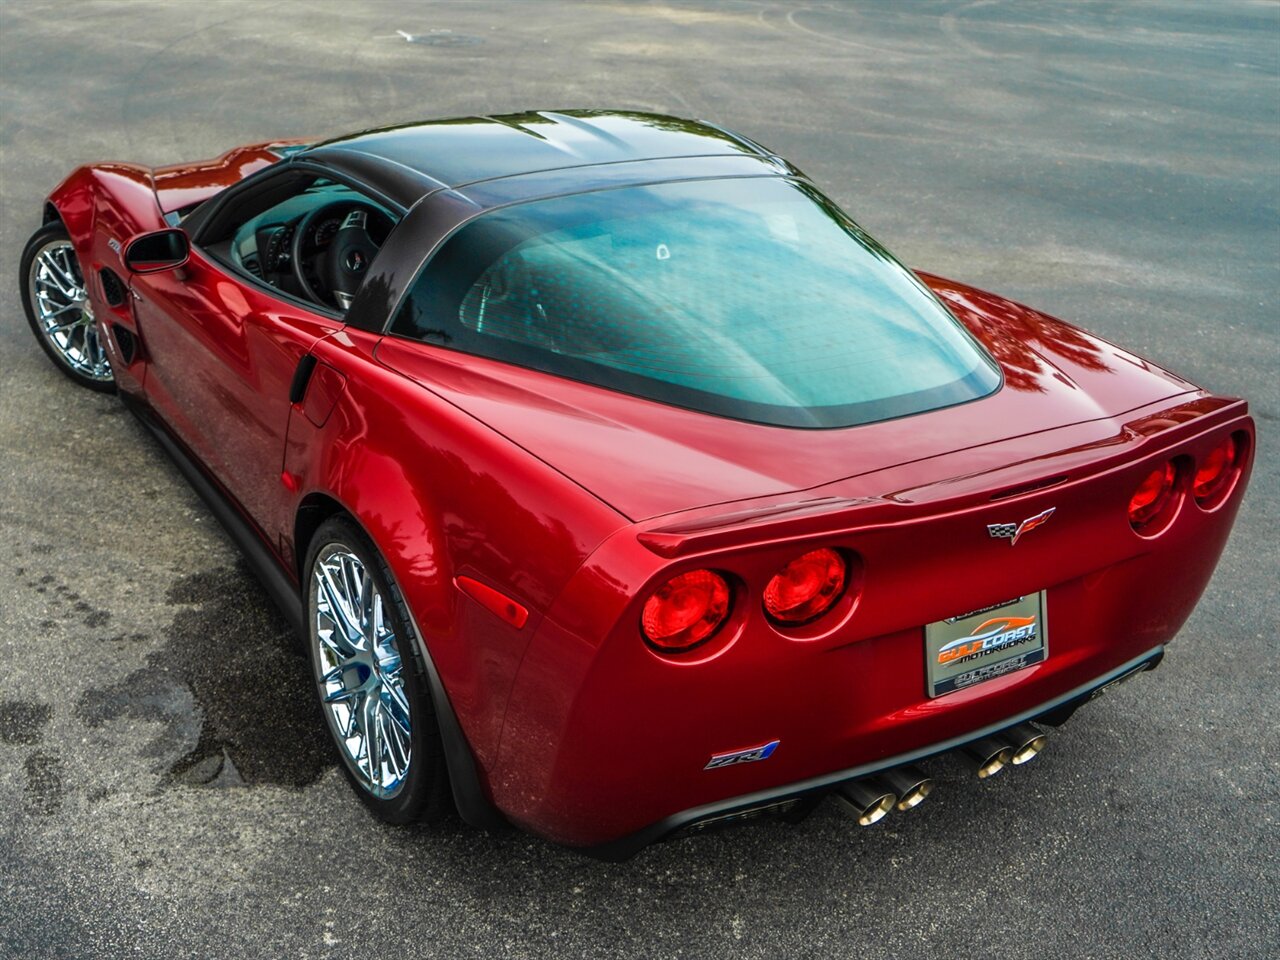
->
[[281, 328, 626, 815]]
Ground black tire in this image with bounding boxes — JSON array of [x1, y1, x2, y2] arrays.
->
[[20, 221, 115, 393], [303, 514, 451, 823]]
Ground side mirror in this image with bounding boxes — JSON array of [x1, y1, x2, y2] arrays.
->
[[123, 228, 190, 274]]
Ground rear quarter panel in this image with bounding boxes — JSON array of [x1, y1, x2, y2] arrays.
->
[[280, 328, 628, 775]]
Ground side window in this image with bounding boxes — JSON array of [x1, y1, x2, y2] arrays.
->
[[391, 214, 636, 354], [201, 173, 398, 313]]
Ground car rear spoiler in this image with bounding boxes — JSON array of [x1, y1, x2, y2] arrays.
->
[[636, 394, 1250, 559]]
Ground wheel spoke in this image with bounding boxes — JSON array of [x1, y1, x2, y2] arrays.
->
[[87, 331, 108, 376], [340, 703, 359, 739], [68, 324, 87, 358], [54, 245, 83, 286], [381, 708, 409, 780], [382, 685, 411, 735], [37, 297, 78, 317], [45, 316, 83, 335], [360, 571, 377, 644], [340, 556, 367, 632], [316, 609, 359, 659], [39, 252, 79, 298], [318, 563, 363, 644], [363, 695, 382, 785]]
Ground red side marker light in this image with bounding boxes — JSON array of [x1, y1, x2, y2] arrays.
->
[[641, 569, 731, 653], [1128, 461, 1176, 528], [455, 575, 529, 629], [764, 548, 847, 625], [1193, 435, 1238, 502]]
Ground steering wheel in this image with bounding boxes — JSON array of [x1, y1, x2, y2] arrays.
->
[[291, 201, 383, 311]]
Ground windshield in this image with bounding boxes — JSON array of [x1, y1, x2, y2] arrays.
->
[[390, 177, 999, 428]]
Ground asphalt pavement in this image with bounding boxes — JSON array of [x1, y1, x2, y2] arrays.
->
[[0, 2, 1276, 958]]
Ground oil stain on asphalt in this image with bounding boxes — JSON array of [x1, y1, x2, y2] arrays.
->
[[0, 699, 52, 744], [74, 564, 330, 789], [23, 753, 64, 816], [1, 700, 65, 815]]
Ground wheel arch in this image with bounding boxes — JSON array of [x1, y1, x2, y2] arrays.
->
[[290, 485, 509, 832]]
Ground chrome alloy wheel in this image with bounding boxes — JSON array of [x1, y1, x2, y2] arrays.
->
[[27, 239, 112, 382], [311, 544, 412, 799]]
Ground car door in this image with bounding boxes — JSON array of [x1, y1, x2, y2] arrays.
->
[[131, 168, 395, 543]]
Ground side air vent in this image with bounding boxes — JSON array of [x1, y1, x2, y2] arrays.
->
[[111, 324, 138, 364], [99, 268, 126, 307], [243, 256, 263, 280]]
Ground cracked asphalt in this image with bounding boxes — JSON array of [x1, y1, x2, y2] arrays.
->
[[0, 2, 1276, 958]]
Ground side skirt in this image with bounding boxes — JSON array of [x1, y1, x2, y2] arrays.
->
[[122, 392, 306, 637]]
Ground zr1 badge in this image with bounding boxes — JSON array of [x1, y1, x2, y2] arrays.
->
[[704, 740, 780, 770]]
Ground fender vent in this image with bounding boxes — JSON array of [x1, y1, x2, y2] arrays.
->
[[111, 323, 137, 364], [99, 268, 126, 307]]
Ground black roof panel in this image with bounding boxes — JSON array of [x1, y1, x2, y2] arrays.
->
[[302, 111, 772, 206]]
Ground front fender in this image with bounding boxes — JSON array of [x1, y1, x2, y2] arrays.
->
[[48, 162, 165, 273], [47, 164, 167, 392]]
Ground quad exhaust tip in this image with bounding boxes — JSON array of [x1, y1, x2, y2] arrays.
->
[[880, 765, 934, 811], [965, 724, 1049, 777], [964, 737, 1015, 778], [999, 722, 1048, 765], [835, 779, 897, 826]]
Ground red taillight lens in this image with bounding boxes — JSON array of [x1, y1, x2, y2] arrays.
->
[[763, 548, 847, 625], [1128, 461, 1176, 528], [641, 569, 731, 652], [1194, 436, 1238, 501]]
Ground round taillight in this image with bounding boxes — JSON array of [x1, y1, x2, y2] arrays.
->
[[641, 569, 731, 653], [1194, 435, 1238, 502], [763, 548, 847, 625], [1128, 461, 1176, 528]]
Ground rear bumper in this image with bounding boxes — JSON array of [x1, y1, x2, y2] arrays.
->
[[487, 399, 1251, 853], [583, 646, 1164, 860]]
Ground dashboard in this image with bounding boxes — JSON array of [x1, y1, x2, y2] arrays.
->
[[226, 186, 395, 307]]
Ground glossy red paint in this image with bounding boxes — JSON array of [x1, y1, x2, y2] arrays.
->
[[47, 162, 168, 395], [134, 246, 340, 532], [35, 121, 1255, 855], [372, 278, 1196, 521], [152, 140, 303, 213], [281, 325, 625, 773], [490, 396, 1251, 844], [455, 576, 531, 630]]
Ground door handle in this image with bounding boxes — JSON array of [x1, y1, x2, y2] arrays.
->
[[289, 355, 318, 404]]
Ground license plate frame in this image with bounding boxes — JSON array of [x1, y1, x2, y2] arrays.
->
[[924, 592, 1048, 698]]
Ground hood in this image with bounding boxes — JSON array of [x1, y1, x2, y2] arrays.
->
[[375, 274, 1195, 521]]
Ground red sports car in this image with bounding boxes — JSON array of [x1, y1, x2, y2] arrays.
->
[[21, 111, 1253, 858]]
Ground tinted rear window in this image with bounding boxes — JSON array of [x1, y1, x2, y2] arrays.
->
[[390, 177, 999, 428]]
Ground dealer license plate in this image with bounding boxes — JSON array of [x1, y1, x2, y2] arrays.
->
[[924, 592, 1047, 698]]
